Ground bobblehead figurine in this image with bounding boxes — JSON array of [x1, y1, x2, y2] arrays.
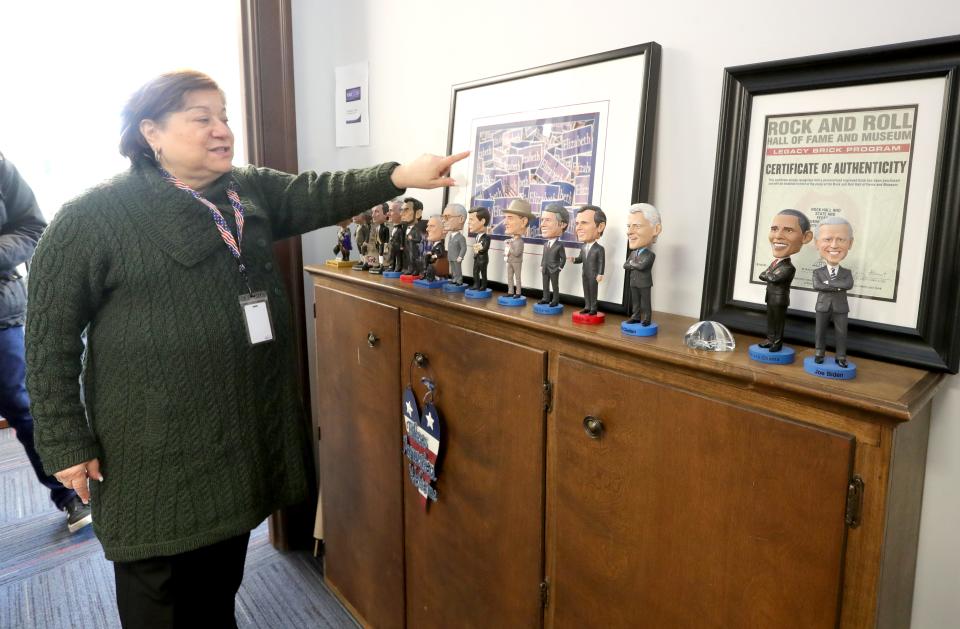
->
[[534, 203, 568, 315], [498, 199, 534, 307], [805, 216, 857, 379], [415, 216, 449, 288], [400, 197, 425, 281], [327, 217, 354, 267], [441, 203, 468, 292], [622, 203, 661, 337], [465, 207, 492, 298], [351, 210, 371, 271], [367, 202, 390, 274], [749, 208, 813, 364], [570, 205, 607, 324], [383, 200, 406, 278]]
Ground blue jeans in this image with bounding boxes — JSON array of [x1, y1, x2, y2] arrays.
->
[[0, 325, 76, 510]]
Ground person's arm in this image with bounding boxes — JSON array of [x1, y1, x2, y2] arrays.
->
[[812, 269, 829, 292], [239, 152, 468, 240], [597, 245, 605, 280], [0, 156, 47, 270], [835, 271, 854, 291], [635, 250, 655, 272], [25, 204, 111, 478]]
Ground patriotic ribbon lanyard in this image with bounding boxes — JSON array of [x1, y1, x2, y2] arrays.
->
[[158, 167, 251, 293], [159, 167, 275, 345]]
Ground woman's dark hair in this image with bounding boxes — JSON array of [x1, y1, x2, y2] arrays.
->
[[119, 70, 224, 165]]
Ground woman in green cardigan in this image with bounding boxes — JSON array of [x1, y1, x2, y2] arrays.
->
[[24, 69, 466, 627]]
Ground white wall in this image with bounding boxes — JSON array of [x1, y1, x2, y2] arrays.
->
[[291, 1, 960, 624]]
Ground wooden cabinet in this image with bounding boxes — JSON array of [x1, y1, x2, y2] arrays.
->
[[401, 312, 546, 627], [548, 355, 853, 628], [307, 266, 942, 629]]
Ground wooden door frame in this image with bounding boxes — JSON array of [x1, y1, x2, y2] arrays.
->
[[240, 0, 314, 550]]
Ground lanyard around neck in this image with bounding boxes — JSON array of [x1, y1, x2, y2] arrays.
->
[[158, 167, 250, 288]]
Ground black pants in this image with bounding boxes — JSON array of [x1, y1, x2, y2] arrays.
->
[[114, 532, 250, 628]]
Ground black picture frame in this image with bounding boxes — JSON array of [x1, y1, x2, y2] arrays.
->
[[442, 43, 661, 314], [701, 35, 960, 372]]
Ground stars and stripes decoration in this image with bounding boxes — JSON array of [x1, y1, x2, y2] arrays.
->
[[402, 384, 443, 509]]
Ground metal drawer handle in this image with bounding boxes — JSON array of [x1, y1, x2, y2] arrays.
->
[[583, 415, 604, 439], [367, 332, 379, 348]]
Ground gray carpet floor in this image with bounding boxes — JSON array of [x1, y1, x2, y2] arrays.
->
[[0, 427, 357, 628]]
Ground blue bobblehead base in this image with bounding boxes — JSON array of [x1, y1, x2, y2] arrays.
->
[[382, 271, 402, 278], [803, 356, 857, 380], [498, 295, 527, 307], [443, 282, 467, 293], [621, 320, 659, 337], [414, 278, 448, 289], [533, 303, 564, 315], [464, 288, 493, 299], [748, 344, 796, 365]]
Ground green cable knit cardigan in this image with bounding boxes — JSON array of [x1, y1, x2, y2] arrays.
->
[[25, 161, 402, 561]]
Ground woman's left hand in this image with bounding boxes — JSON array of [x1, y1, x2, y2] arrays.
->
[[391, 151, 470, 190]]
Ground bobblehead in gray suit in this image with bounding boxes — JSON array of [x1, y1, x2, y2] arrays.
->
[[538, 203, 570, 307], [812, 215, 855, 365], [505, 236, 525, 296], [571, 205, 607, 315], [813, 265, 852, 360], [501, 199, 534, 297], [442, 203, 468, 285], [623, 203, 662, 325]]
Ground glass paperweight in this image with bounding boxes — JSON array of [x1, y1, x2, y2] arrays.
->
[[684, 321, 735, 352]]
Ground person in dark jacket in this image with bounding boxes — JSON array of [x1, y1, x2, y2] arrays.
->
[[24, 70, 466, 628], [0, 152, 91, 532]]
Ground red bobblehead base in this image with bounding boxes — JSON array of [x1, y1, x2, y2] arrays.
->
[[572, 311, 605, 325], [400, 274, 421, 282]]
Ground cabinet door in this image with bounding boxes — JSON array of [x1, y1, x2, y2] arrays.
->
[[547, 356, 854, 629], [315, 286, 404, 628], [401, 312, 546, 628]]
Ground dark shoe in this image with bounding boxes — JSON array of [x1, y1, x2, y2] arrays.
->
[[550, 301, 559, 308], [814, 354, 824, 364], [769, 343, 783, 353], [65, 496, 92, 533], [758, 341, 773, 349], [837, 358, 848, 368], [640, 320, 650, 327], [626, 317, 642, 324], [538, 299, 549, 305], [589, 310, 599, 316], [578, 308, 590, 314]]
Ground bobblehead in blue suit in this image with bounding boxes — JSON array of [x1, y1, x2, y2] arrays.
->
[[812, 216, 855, 367], [570, 205, 607, 315], [758, 209, 812, 352], [623, 203, 662, 325], [537, 203, 569, 307]]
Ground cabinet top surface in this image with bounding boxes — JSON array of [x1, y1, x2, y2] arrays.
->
[[306, 265, 943, 421]]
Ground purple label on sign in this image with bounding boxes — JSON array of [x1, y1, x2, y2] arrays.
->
[[345, 87, 361, 102]]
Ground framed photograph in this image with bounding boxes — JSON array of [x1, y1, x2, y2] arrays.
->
[[443, 43, 661, 312], [701, 36, 960, 372]]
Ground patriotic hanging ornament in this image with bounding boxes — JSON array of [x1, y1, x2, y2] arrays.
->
[[402, 358, 443, 509]]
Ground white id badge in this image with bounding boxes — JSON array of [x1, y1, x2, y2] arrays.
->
[[239, 292, 275, 344]]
